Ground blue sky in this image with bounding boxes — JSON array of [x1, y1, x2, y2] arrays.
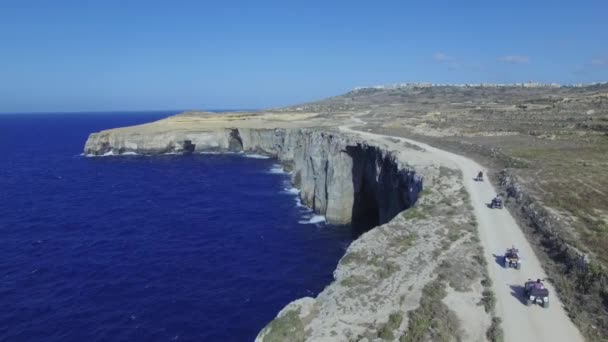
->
[[1, 0, 607, 112]]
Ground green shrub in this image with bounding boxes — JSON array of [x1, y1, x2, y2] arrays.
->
[[479, 289, 496, 313], [486, 317, 504, 342], [378, 312, 404, 340]]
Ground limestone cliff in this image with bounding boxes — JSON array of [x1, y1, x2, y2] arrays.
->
[[84, 127, 423, 228], [83, 115, 492, 341]]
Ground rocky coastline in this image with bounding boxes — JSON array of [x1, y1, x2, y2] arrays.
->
[[83, 114, 493, 341], [85, 127, 423, 229]]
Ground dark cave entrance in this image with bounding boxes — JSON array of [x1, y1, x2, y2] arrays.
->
[[347, 144, 383, 237], [351, 175, 381, 236], [182, 140, 195, 153], [346, 143, 419, 238], [228, 129, 243, 151]]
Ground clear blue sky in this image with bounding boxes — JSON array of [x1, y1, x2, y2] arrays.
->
[[1, 0, 607, 112]]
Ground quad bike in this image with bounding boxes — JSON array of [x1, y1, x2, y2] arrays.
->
[[503, 248, 521, 269], [474, 172, 484, 182], [490, 198, 503, 209], [524, 279, 549, 308]]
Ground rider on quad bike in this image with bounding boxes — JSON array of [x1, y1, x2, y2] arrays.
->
[[491, 195, 503, 209], [504, 245, 521, 269], [475, 171, 484, 181], [524, 278, 550, 308]]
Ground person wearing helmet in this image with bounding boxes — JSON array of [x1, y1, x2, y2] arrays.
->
[[536, 279, 544, 289], [508, 245, 518, 258], [492, 195, 500, 206]]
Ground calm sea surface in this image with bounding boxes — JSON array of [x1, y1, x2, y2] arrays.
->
[[0, 112, 353, 341]]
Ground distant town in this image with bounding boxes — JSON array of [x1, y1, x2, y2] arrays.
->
[[353, 81, 608, 91]]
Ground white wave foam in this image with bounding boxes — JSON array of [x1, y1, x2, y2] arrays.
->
[[298, 215, 326, 225], [84, 150, 139, 157], [243, 154, 270, 159], [295, 197, 304, 207], [268, 164, 286, 174], [282, 187, 301, 195], [199, 151, 244, 155]]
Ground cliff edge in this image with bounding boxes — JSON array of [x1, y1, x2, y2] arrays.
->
[[83, 111, 498, 341]]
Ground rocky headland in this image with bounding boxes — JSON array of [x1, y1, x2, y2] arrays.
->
[[84, 113, 422, 228], [84, 111, 497, 341], [84, 83, 606, 341]]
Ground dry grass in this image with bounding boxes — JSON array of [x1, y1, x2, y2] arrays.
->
[[399, 281, 461, 342], [259, 308, 306, 342], [377, 312, 404, 340], [292, 84, 608, 340]]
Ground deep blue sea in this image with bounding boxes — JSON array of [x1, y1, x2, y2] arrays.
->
[[0, 112, 353, 341]]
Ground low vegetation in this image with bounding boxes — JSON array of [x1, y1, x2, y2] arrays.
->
[[398, 167, 494, 341], [479, 289, 496, 313], [476, 241, 502, 340], [340, 274, 371, 288], [401, 207, 428, 220], [259, 149, 498, 341], [387, 232, 417, 252], [260, 309, 306, 342], [399, 281, 461, 342], [377, 312, 404, 340], [486, 317, 505, 342], [309, 84, 608, 340]]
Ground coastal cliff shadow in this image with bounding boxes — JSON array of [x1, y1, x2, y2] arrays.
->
[[350, 173, 380, 237], [509, 284, 527, 305], [346, 144, 380, 239], [347, 145, 381, 238], [346, 144, 420, 238]]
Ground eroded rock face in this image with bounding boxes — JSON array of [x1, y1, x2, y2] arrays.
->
[[84, 127, 423, 227], [84, 130, 230, 155], [256, 158, 487, 342], [83, 124, 489, 341]]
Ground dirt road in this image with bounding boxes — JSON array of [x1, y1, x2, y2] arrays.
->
[[340, 120, 584, 342]]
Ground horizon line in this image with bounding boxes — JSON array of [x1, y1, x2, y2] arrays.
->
[[0, 108, 262, 115]]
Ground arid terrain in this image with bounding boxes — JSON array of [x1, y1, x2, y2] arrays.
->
[[278, 83, 608, 340], [85, 83, 608, 341]]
